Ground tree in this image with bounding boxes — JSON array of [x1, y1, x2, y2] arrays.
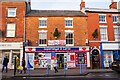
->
[[92, 29, 98, 39], [53, 28, 60, 39]]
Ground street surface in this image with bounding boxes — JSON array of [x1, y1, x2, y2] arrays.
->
[[2, 72, 120, 80]]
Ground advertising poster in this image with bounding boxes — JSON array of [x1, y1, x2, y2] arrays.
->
[[25, 53, 34, 70]]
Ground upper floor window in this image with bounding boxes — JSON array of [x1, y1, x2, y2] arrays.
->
[[6, 23, 16, 37], [38, 30, 47, 46], [39, 18, 47, 28], [113, 26, 120, 41], [65, 18, 73, 28], [100, 26, 108, 41], [8, 8, 17, 17], [99, 15, 106, 23], [113, 16, 118, 23], [65, 30, 74, 46]]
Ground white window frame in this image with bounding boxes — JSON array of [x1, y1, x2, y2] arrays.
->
[[6, 23, 16, 37], [100, 26, 108, 41], [38, 18, 47, 28], [113, 26, 120, 41], [38, 30, 47, 46], [8, 8, 17, 17], [65, 18, 73, 28], [99, 14, 106, 23], [112, 15, 118, 23], [65, 30, 74, 46]]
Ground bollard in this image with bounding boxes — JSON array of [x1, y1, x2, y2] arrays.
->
[[46, 64, 50, 76], [14, 56, 16, 76], [64, 63, 67, 76]]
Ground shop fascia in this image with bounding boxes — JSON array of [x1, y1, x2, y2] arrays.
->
[[25, 46, 90, 52]]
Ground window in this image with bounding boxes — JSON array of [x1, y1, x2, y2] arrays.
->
[[100, 26, 108, 41], [39, 18, 47, 28], [6, 23, 16, 37], [8, 8, 16, 17], [113, 16, 118, 23], [38, 30, 47, 46], [114, 26, 120, 41], [99, 15, 106, 23], [65, 30, 74, 46], [65, 18, 73, 28]]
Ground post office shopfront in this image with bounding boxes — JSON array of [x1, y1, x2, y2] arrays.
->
[[25, 46, 90, 69], [0, 42, 23, 69]]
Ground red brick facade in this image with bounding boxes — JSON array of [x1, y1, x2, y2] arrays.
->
[[26, 16, 88, 46], [1, 1, 26, 42]]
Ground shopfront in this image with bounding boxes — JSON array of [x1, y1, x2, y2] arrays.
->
[[0, 42, 23, 69], [100, 42, 120, 68], [25, 46, 90, 69]]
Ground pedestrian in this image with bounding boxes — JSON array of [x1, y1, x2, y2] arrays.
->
[[2, 56, 9, 73], [16, 57, 20, 73], [20, 58, 26, 74], [53, 59, 58, 73]]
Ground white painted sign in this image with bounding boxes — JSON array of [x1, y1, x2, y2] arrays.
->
[[0, 42, 23, 49], [102, 43, 120, 50], [48, 40, 66, 46]]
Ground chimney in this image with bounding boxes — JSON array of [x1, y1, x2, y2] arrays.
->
[[80, 0, 85, 10], [109, 0, 117, 9]]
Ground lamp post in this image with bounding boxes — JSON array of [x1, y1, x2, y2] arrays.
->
[[23, 15, 26, 60], [23, 42, 25, 60]]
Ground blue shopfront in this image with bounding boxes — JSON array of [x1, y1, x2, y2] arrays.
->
[[25, 46, 90, 69], [100, 42, 120, 69]]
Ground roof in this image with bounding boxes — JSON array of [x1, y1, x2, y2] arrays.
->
[[85, 8, 120, 13], [26, 10, 87, 17]]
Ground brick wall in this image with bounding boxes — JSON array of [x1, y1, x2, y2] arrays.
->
[[1, 2, 26, 42], [26, 16, 88, 46]]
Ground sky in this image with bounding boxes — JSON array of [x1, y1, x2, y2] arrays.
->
[[31, 0, 120, 10]]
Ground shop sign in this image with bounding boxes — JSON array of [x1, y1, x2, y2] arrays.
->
[[102, 43, 119, 50], [36, 47, 79, 51], [48, 40, 66, 46], [0, 42, 23, 49]]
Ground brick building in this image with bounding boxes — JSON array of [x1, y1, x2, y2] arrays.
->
[[25, 10, 90, 69], [81, 1, 120, 69], [0, 0, 30, 69]]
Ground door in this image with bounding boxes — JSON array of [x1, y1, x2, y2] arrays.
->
[[57, 54, 64, 69], [92, 49, 100, 69]]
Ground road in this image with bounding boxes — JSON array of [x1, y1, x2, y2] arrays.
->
[[2, 72, 120, 80]]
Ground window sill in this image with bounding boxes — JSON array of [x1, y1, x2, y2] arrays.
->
[[39, 26, 47, 28], [38, 44, 47, 46], [65, 26, 73, 28], [66, 44, 74, 46]]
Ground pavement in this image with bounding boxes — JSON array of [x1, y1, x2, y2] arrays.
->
[[1, 68, 114, 79]]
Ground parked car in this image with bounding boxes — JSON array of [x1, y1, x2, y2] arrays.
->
[[111, 59, 120, 72]]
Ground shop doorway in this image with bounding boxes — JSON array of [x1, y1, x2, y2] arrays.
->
[[92, 49, 100, 69], [57, 54, 64, 69]]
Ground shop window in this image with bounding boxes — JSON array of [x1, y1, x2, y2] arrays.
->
[[12, 51, 20, 64], [78, 54, 84, 64]]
